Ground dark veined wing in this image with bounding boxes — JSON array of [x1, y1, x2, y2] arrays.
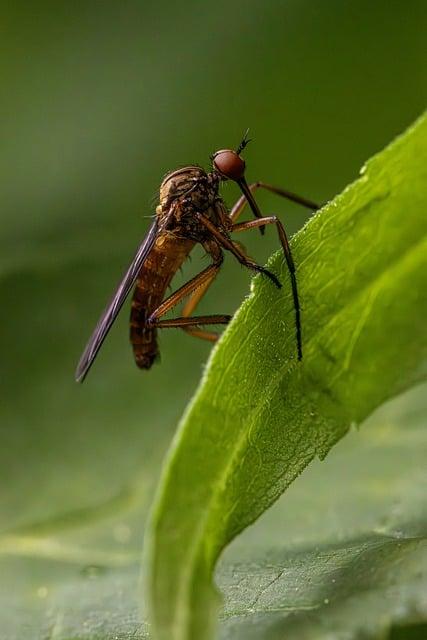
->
[[75, 220, 158, 383]]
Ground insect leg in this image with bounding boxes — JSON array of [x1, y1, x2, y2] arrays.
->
[[147, 262, 220, 322], [230, 181, 320, 223], [147, 251, 231, 341], [179, 272, 222, 341], [196, 213, 282, 289], [149, 314, 231, 337], [232, 216, 302, 360], [178, 241, 226, 341]]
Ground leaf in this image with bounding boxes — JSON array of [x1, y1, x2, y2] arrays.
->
[[145, 114, 427, 640], [5, 385, 426, 640], [217, 384, 427, 639]]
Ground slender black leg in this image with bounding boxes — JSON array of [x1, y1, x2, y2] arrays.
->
[[232, 216, 302, 360]]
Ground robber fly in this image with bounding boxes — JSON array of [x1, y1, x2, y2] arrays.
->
[[75, 133, 319, 382]]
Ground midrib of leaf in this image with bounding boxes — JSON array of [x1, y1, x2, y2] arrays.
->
[[169, 225, 427, 632], [0, 534, 137, 566], [1, 484, 144, 539]]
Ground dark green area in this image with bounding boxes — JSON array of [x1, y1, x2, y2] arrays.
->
[[0, 1, 426, 638]]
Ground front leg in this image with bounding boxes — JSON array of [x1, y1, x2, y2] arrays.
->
[[232, 215, 302, 360], [196, 212, 282, 289]]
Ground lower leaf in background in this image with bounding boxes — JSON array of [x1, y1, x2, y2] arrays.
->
[[145, 114, 427, 640]]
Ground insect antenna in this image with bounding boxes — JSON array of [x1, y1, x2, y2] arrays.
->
[[236, 128, 251, 155]]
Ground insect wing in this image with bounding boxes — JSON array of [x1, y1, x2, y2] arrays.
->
[[75, 220, 158, 382]]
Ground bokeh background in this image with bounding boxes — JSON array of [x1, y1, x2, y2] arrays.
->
[[1, 1, 426, 637]]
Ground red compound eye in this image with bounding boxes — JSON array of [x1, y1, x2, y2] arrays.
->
[[212, 149, 246, 180]]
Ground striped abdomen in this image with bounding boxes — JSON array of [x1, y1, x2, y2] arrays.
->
[[130, 233, 194, 369]]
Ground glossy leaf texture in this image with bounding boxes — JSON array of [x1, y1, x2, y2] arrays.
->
[[145, 114, 427, 640]]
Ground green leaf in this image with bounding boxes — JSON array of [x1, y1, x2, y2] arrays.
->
[[5, 387, 427, 639], [217, 385, 427, 639], [145, 114, 427, 640]]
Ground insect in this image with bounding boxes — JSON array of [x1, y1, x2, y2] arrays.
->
[[75, 133, 319, 382]]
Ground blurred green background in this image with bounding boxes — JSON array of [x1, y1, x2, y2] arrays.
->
[[0, 0, 426, 637]]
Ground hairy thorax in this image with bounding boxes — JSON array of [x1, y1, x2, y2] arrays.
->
[[156, 166, 224, 239]]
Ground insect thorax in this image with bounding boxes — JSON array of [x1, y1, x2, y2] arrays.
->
[[158, 166, 219, 220]]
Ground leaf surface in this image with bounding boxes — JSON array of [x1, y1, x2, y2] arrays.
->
[[145, 114, 427, 640]]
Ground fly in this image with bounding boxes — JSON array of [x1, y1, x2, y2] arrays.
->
[[75, 133, 319, 382]]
